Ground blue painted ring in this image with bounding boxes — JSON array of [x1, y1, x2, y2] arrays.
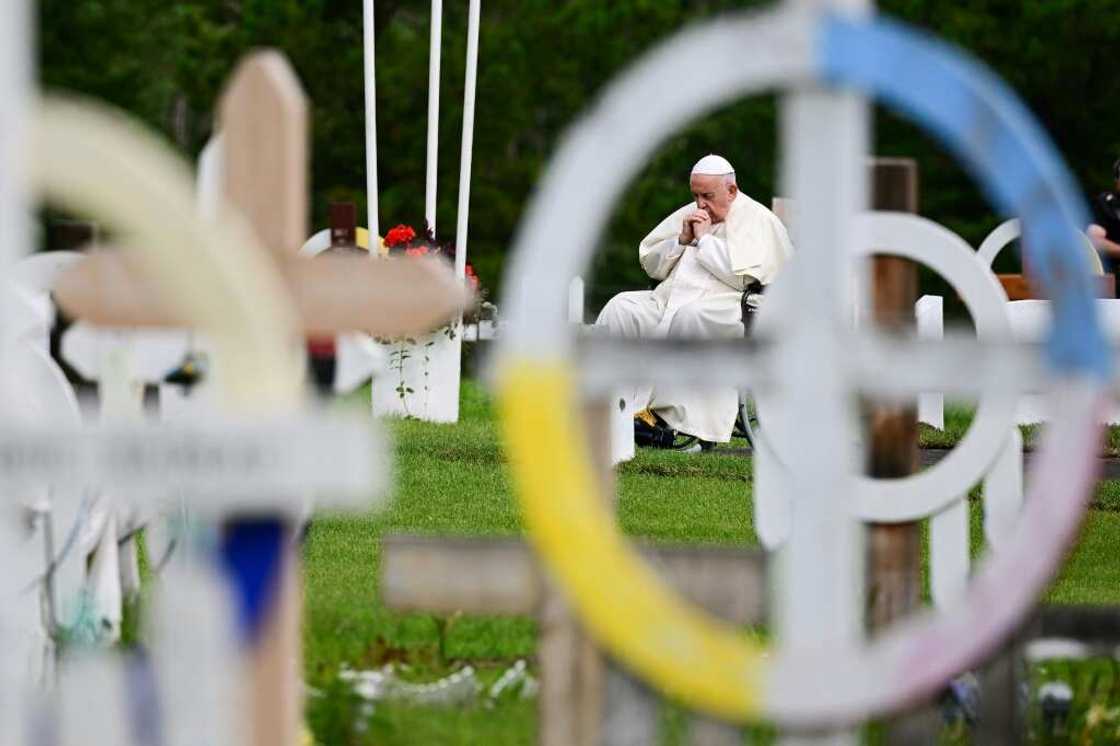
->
[[822, 14, 1109, 379]]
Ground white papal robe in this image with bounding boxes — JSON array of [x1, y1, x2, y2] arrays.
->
[[596, 192, 793, 442]]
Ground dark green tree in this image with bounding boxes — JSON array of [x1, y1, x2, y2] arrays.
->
[[39, 0, 1120, 310]]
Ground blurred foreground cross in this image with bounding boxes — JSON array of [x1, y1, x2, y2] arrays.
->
[[381, 415, 766, 746], [51, 60, 468, 340], [42, 50, 468, 746]]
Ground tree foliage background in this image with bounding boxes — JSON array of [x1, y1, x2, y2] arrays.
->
[[39, 0, 1120, 312]]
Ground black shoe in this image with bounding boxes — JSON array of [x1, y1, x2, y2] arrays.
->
[[634, 409, 676, 449], [163, 352, 208, 391], [634, 418, 676, 449]]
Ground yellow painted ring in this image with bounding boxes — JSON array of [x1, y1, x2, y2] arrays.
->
[[497, 359, 767, 720], [302, 226, 385, 257]]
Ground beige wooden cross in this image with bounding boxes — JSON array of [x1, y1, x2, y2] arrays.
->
[[382, 536, 764, 745], [48, 50, 468, 746], [381, 414, 766, 746], [52, 62, 466, 340]]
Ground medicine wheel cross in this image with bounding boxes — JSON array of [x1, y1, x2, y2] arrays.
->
[[494, 5, 1111, 728]]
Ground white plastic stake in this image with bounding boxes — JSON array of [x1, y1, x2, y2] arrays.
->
[[568, 276, 585, 325], [916, 295, 944, 429], [753, 435, 792, 551], [983, 428, 1024, 550], [608, 392, 635, 466], [197, 135, 225, 223], [930, 497, 970, 608]]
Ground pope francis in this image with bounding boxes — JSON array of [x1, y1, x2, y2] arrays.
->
[[596, 154, 794, 444]]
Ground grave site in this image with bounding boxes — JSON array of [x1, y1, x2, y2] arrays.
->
[[10, 0, 1120, 744]]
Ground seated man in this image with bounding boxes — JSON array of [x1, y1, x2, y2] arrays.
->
[[596, 154, 793, 446], [1088, 157, 1120, 295]]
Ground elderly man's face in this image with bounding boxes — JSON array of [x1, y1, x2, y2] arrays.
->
[[690, 173, 738, 223]]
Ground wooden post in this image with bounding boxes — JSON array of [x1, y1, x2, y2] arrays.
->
[[329, 202, 359, 250], [380, 537, 766, 745], [218, 51, 310, 746], [864, 158, 936, 741], [866, 157, 920, 630]]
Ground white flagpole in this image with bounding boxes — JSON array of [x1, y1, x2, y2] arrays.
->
[[425, 0, 443, 236], [453, 0, 481, 280], [363, 0, 380, 246]]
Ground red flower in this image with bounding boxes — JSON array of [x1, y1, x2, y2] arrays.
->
[[405, 246, 430, 257], [465, 263, 480, 291], [385, 224, 417, 248]]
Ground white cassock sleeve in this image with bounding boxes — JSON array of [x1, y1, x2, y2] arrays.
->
[[639, 237, 686, 281], [695, 234, 747, 291]]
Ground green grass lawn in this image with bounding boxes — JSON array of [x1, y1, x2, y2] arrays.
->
[[303, 383, 1120, 744], [919, 403, 1120, 457]]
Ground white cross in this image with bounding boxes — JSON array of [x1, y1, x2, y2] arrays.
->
[[0, 10, 463, 738], [497, 0, 1108, 733]]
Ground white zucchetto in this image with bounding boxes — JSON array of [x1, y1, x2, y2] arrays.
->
[[690, 154, 735, 176]]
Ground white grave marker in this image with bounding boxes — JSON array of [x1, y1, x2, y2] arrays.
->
[[916, 294, 944, 429]]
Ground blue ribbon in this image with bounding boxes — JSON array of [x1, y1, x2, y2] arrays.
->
[[219, 519, 287, 645]]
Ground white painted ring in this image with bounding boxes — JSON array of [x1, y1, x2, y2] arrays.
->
[[756, 212, 1019, 523], [978, 217, 1104, 275]]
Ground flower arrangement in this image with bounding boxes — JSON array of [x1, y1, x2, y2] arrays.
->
[[384, 224, 417, 250]]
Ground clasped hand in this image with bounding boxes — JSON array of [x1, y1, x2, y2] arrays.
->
[[678, 210, 712, 245]]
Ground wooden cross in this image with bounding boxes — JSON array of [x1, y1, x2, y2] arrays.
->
[[381, 411, 765, 746], [51, 119, 467, 342], [382, 535, 765, 745]]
